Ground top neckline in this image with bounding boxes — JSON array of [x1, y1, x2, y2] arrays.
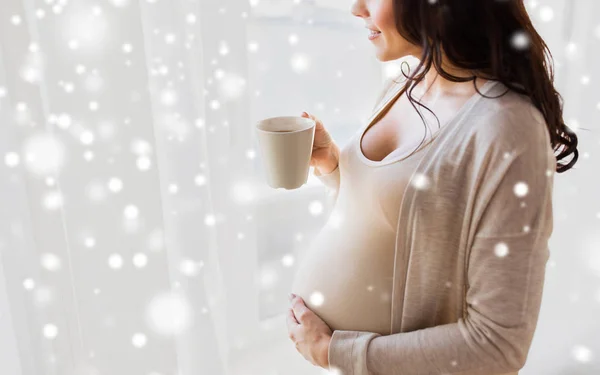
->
[[356, 79, 498, 167]]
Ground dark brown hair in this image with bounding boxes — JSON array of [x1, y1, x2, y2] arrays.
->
[[386, 0, 578, 173]]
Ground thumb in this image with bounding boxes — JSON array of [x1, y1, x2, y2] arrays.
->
[[301, 111, 309, 118]]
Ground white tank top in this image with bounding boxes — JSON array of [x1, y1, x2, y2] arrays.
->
[[291, 116, 441, 335]]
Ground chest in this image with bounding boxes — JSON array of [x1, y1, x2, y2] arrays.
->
[[360, 93, 462, 163]]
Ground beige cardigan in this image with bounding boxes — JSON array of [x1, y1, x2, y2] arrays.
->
[[312, 75, 555, 375]]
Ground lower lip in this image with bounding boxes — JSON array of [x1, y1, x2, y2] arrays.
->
[[368, 32, 382, 40]]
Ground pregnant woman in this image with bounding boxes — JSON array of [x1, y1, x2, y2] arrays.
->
[[287, 0, 579, 374]]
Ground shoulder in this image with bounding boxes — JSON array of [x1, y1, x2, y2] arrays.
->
[[470, 82, 552, 158]]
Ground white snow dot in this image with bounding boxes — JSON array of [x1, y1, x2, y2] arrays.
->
[[124, 204, 139, 219], [137, 156, 152, 170], [539, 6, 554, 22], [309, 291, 325, 306], [43, 324, 58, 339], [80, 131, 95, 145], [84, 237, 96, 248], [513, 181, 529, 197], [108, 178, 123, 192], [179, 259, 201, 276], [144, 292, 192, 336], [5, 152, 20, 167], [308, 201, 324, 216], [132, 253, 148, 268], [572, 345, 593, 363], [186, 13, 196, 23], [510, 31, 530, 50], [23, 278, 35, 290], [108, 254, 124, 269], [494, 242, 509, 258], [40, 253, 61, 271], [204, 214, 216, 226], [411, 173, 430, 190], [194, 174, 207, 186], [132, 333, 147, 348]]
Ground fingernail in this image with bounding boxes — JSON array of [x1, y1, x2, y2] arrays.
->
[[288, 293, 295, 301]]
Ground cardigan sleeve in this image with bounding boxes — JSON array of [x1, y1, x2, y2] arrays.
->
[[327, 121, 555, 375]]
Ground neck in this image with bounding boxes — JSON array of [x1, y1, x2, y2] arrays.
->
[[413, 54, 480, 100]]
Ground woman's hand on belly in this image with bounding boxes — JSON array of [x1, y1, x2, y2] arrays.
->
[[287, 293, 333, 369]]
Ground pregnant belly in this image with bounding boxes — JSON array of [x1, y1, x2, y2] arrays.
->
[[290, 226, 395, 336]]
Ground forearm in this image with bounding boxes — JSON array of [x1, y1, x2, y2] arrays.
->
[[329, 319, 528, 375]]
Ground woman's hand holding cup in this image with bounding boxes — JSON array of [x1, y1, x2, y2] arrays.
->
[[301, 112, 339, 175]]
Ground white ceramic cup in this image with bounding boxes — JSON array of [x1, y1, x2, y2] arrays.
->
[[255, 115, 316, 190]]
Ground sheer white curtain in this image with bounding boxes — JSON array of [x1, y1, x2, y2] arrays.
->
[[0, 0, 598, 375]]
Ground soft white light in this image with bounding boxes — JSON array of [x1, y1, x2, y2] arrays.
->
[[186, 13, 196, 23], [494, 242, 509, 258], [84, 237, 96, 248], [179, 259, 202, 277], [11, 15, 22, 25], [108, 254, 124, 269], [231, 182, 255, 203], [43, 324, 58, 339], [43, 191, 64, 210], [411, 173, 430, 190], [160, 89, 177, 106], [145, 292, 193, 336], [131, 139, 152, 155], [308, 201, 323, 216], [194, 174, 207, 186], [218, 73, 246, 100], [539, 6, 554, 22], [137, 156, 152, 170], [513, 182, 529, 197], [5, 152, 20, 167], [131, 333, 147, 348], [108, 178, 123, 192], [56, 113, 72, 129], [309, 291, 325, 306], [23, 278, 35, 290], [124, 204, 139, 219], [23, 132, 66, 176], [290, 53, 310, 73], [80, 130, 94, 145], [132, 253, 148, 268], [40, 253, 61, 271], [511, 31, 530, 50], [572, 345, 593, 363], [205, 214, 216, 226]]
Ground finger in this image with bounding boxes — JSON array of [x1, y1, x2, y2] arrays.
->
[[303, 112, 323, 130], [290, 296, 311, 323], [289, 307, 299, 324], [287, 307, 299, 332]]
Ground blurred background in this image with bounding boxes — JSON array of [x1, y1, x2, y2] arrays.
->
[[0, 0, 598, 374]]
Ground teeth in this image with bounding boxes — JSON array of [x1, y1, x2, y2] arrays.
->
[[369, 30, 381, 35]]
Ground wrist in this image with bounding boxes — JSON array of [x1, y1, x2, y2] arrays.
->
[[319, 334, 332, 369], [316, 144, 340, 175]]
